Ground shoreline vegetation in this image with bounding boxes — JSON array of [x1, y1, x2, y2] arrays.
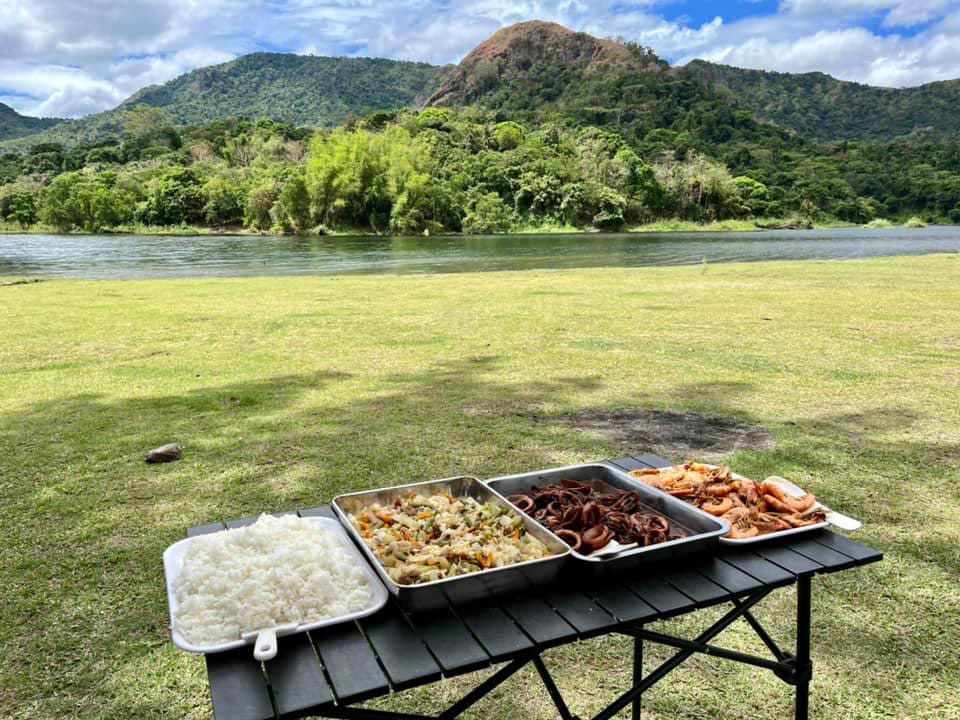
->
[[3, 106, 959, 241], [6, 217, 944, 238]]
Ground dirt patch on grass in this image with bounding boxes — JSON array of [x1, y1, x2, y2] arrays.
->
[[540, 409, 774, 461]]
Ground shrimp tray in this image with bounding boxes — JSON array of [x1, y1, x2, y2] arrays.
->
[[627, 462, 860, 546], [485, 464, 729, 579]]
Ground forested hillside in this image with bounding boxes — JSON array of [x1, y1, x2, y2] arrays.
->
[[423, 22, 809, 152], [122, 53, 449, 126], [2, 21, 960, 236], [683, 60, 960, 141], [0, 103, 62, 142], [0, 54, 449, 151], [426, 20, 661, 108]]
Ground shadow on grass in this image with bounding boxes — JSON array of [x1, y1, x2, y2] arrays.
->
[[0, 358, 619, 717], [1, 365, 957, 718]]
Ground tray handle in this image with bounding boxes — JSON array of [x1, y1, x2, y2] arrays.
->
[[242, 623, 298, 661]]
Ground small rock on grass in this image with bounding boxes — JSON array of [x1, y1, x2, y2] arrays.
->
[[146, 443, 182, 464]]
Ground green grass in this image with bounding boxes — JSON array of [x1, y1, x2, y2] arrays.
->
[[628, 219, 765, 232], [862, 218, 894, 229], [0, 222, 261, 237], [2, 255, 959, 719], [625, 218, 853, 233], [515, 222, 595, 234]]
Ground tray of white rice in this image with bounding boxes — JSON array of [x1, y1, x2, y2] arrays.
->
[[163, 514, 387, 659]]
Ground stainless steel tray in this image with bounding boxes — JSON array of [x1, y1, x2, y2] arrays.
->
[[332, 476, 571, 613], [629, 463, 861, 545], [163, 517, 388, 658], [485, 463, 729, 578]]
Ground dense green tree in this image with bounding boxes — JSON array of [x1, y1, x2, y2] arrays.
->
[[306, 127, 401, 229], [492, 121, 524, 151], [23, 143, 64, 176], [0, 152, 20, 184], [733, 176, 770, 216], [462, 190, 516, 233], [8, 192, 37, 227], [587, 184, 628, 230], [273, 172, 312, 233], [245, 181, 281, 230], [0, 182, 40, 226], [123, 106, 181, 152], [203, 177, 245, 226], [38, 172, 135, 232], [139, 167, 205, 225], [85, 146, 122, 164], [654, 153, 740, 221], [38, 173, 85, 230]]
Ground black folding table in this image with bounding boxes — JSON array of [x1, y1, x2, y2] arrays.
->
[[186, 454, 882, 720]]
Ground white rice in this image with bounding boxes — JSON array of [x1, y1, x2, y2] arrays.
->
[[173, 514, 374, 646]]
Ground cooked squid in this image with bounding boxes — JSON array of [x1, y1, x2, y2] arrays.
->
[[506, 479, 681, 554]]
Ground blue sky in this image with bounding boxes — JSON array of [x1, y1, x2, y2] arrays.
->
[[3, 0, 960, 118]]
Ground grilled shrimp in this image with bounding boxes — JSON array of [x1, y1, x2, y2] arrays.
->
[[702, 497, 734, 516]]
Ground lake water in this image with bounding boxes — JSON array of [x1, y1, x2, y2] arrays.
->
[[1, 227, 958, 280]]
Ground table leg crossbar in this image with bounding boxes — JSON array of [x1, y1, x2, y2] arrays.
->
[[314, 651, 576, 720], [590, 577, 813, 720], [315, 578, 813, 720]]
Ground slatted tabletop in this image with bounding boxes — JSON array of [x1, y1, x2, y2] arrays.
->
[[186, 455, 883, 720]]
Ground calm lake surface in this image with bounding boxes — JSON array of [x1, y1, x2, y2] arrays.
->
[[2, 227, 958, 280]]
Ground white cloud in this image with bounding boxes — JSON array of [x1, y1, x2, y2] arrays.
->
[[781, 0, 889, 15], [782, 0, 957, 27], [32, 84, 125, 118], [1, 0, 959, 118], [678, 11, 960, 87], [883, 0, 955, 27], [0, 61, 123, 115], [110, 49, 235, 93]]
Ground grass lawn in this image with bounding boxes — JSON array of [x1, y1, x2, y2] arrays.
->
[[1, 255, 958, 719]]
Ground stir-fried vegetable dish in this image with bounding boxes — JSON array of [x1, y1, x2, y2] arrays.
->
[[347, 492, 553, 585]]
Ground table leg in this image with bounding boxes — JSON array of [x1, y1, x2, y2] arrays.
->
[[632, 630, 643, 720], [532, 655, 576, 720], [795, 576, 811, 720]]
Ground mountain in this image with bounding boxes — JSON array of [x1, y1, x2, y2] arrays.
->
[[422, 20, 776, 149], [426, 21, 960, 143], [682, 60, 960, 141], [426, 20, 656, 107], [1, 53, 449, 150], [0, 103, 63, 142], [120, 53, 449, 126]]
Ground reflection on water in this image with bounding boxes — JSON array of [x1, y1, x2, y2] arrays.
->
[[1, 227, 958, 280]]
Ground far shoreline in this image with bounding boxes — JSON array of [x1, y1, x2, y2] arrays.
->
[[4, 218, 936, 239]]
